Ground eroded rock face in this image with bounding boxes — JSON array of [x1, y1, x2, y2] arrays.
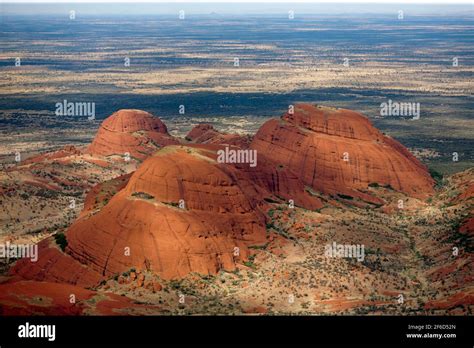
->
[[10, 238, 103, 288], [6, 103, 473, 316], [185, 124, 216, 142], [229, 154, 323, 210], [182, 142, 323, 210], [9, 104, 436, 288], [87, 109, 178, 160], [186, 124, 252, 148], [9, 142, 322, 284], [64, 146, 267, 280], [251, 104, 434, 201], [79, 173, 133, 219]]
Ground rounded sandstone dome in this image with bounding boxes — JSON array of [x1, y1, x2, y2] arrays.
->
[[283, 104, 380, 141], [87, 109, 177, 160], [252, 103, 434, 200], [65, 146, 267, 279], [100, 109, 168, 134]]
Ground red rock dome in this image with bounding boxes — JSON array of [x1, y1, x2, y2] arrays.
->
[[100, 109, 168, 133], [87, 109, 178, 160], [186, 123, 252, 148], [10, 142, 323, 284], [64, 145, 267, 280], [251, 104, 434, 201]]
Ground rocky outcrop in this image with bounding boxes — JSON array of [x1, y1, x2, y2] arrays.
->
[[186, 124, 252, 148], [6, 102, 473, 317], [10, 237, 103, 287], [7, 104, 436, 289], [87, 109, 178, 160], [251, 104, 435, 201], [60, 146, 267, 280], [22, 145, 82, 165], [79, 173, 133, 218], [0, 279, 160, 315], [228, 154, 323, 210]]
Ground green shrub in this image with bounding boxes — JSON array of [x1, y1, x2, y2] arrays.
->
[[429, 168, 443, 187], [54, 232, 68, 252], [243, 261, 255, 269]]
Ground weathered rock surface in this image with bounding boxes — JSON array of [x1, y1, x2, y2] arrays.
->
[[80, 173, 133, 218], [229, 154, 323, 210], [186, 124, 252, 148], [22, 145, 83, 165], [251, 104, 434, 201], [87, 109, 178, 160], [63, 146, 267, 280], [9, 237, 103, 287], [4, 103, 473, 316]]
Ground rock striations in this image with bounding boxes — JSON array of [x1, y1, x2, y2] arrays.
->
[[66, 146, 267, 280], [8, 104, 437, 289], [251, 104, 435, 202], [185, 123, 252, 148], [87, 109, 178, 160]]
